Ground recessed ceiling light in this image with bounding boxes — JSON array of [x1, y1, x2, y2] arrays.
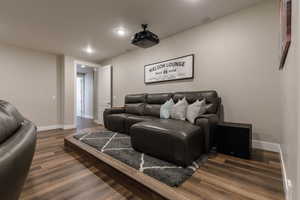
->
[[115, 27, 127, 37], [117, 29, 125, 36], [81, 65, 86, 68], [83, 46, 94, 54]]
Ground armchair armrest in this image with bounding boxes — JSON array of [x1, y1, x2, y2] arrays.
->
[[195, 114, 219, 153], [103, 107, 125, 128]]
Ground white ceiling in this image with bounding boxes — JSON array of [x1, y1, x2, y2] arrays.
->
[[0, 0, 264, 62]]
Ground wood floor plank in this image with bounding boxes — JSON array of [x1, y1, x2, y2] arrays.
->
[[20, 117, 284, 200], [194, 169, 283, 200], [204, 161, 283, 192]]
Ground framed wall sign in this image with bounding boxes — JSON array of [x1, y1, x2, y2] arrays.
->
[[279, 0, 292, 69], [144, 54, 194, 84]]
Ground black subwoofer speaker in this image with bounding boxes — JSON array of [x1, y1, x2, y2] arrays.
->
[[216, 122, 252, 159]]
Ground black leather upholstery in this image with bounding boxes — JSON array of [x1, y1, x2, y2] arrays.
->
[[0, 100, 37, 200], [103, 90, 221, 165], [103, 107, 125, 129], [125, 103, 145, 115], [131, 120, 204, 166], [105, 113, 130, 133], [125, 94, 147, 116], [146, 93, 172, 104], [144, 93, 172, 117], [0, 111, 19, 143], [144, 104, 161, 117], [124, 115, 156, 133], [0, 100, 25, 124], [125, 93, 147, 104], [173, 91, 220, 114], [195, 114, 219, 152]]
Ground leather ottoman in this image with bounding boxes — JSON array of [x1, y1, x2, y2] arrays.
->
[[130, 119, 204, 167]]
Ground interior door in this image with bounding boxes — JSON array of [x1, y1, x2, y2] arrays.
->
[[97, 65, 112, 125]]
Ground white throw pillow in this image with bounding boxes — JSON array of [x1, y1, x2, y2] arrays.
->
[[186, 99, 206, 124], [160, 99, 175, 119], [171, 97, 188, 121]]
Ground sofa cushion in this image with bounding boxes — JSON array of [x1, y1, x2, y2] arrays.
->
[[144, 104, 161, 117], [146, 93, 173, 104], [130, 119, 204, 166], [144, 93, 173, 117], [0, 111, 19, 143], [124, 115, 156, 133], [132, 119, 201, 139], [173, 91, 219, 114], [125, 94, 147, 104], [125, 103, 145, 115]]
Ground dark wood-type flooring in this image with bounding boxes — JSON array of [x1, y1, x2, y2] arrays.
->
[[20, 118, 284, 200], [76, 117, 99, 130]]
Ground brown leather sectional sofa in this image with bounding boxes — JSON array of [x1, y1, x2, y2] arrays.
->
[[104, 91, 221, 166]]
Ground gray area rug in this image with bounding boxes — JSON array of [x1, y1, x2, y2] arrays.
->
[[74, 130, 207, 187]]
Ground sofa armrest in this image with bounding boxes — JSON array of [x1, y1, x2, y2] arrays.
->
[[195, 114, 219, 123], [0, 122, 37, 200], [103, 107, 125, 128], [194, 114, 219, 153], [104, 107, 125, 114]]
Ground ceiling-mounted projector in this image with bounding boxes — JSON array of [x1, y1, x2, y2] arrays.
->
[[131, 24, 160, 48]]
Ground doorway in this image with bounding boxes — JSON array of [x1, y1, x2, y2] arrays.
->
[[76, 73, 85, 117], [76, 64, 95, 128], [74, 61, 112, 129]]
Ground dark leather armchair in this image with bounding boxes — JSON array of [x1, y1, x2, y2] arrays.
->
[[0, 100, 37, 200]]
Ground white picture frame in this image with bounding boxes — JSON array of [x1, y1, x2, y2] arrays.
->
[[144, 54, 194, 84]]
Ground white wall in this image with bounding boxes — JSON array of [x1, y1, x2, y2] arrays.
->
[[0, 43, 61, 127], [101, 0, 281, 143], [279, 0, 300, 198], [62, 56, 76, 127]]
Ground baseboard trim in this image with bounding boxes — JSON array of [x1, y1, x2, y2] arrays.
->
[[63, 124, 76, 130], [37, 124, 76, 132], [253, 140, 289, 200], [84, 115, 94, 119], [94, 120, 103, 125], [252, 140, 280, 152], [37, 125, 62, 132], [279, 146, 290, 200], [76, 115, 94, 119]]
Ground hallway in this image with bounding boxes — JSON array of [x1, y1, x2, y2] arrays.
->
[[76, 117, 99, 130]]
